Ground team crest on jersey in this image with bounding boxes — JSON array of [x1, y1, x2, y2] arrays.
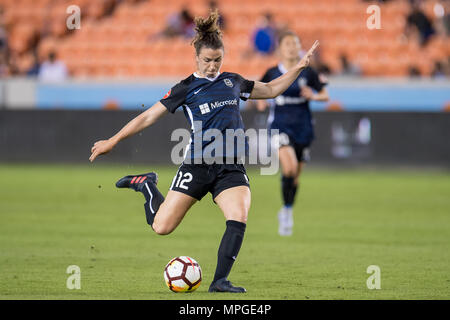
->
[[224, 79, 233, 87], [163, 89, 171, 99]]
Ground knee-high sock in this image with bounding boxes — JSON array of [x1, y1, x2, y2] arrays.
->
[[212, 220, 246, 283], [140, 181, 164, 227], [291, 183, 298, 205], [282, 176, 297, 207]]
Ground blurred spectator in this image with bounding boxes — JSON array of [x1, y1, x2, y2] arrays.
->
[[159, 8, 195, 39], [444, 11, 450, 37], [251, 13, 278, 55], [38, 51, 68, 82], [208, 1, 226, 30], [26, 52, 40, 76], [0, 4, 9, 76], [0, 53, 9, 77], [339, 54, 361, 76], [405, 0, 435, 46], [431, 59, 450, 78], [433, 1, 450, 37], [431, 61, 445, 78], [0, 6, 7, 56], [5, 53, 19, 76], [408, 65, 421, 77]]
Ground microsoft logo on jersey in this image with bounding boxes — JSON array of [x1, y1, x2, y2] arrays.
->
[[199, 103, 210, 114], [199, 99, 238, 114]]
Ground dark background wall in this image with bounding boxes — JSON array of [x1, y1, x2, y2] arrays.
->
[[1, 110, 449, 168]]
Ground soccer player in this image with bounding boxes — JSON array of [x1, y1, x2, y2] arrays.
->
[[89, 11, 319, 293], [257, 31, 329, 236]]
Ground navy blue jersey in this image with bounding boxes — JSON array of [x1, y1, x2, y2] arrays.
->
[[261, 64, 325, 146], [160, 72, 254, 163]]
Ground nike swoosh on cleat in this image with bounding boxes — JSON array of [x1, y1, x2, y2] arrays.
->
[[194, 88, 203, 94]]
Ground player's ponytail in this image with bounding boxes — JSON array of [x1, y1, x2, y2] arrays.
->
[[192, 9, 223, 55]]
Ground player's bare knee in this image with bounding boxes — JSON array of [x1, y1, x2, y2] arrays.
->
[[282, 165, 297, 178], [229, 208, 249, 223], [290, 164, 299, 177], [231, 214, 247, 224], [152, 221, 174, 235]]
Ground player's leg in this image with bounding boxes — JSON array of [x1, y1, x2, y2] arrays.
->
[[294, 161, 304, 191], [115, 171, 166, 227], [292, 146, 311, 206], [278, 145, 298, 236], [151, 190, 197, 235], [209, 185, 251, 293], [279, 145, 298, 178], [115, 164, 205, 234]]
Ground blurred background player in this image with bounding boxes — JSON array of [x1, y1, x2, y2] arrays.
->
[[89, 10, 319, 292], [256, 31, 329, 236], [1, 0, 449, 302]]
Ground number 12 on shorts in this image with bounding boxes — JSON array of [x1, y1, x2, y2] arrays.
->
[[172, 171, 193, 190]]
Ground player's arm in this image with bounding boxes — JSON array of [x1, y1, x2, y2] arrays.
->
[[255, 100, 269, 111], [301, 87, 329, 102], [250, 40, 319, 99], [89, 102, 168, 162]]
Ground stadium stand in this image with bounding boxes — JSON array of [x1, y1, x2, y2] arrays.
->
[[0, 0, 448, 78]]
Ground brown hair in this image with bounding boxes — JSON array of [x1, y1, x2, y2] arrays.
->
[[191, 9, 223, 55], [277, 30, 299, 46]]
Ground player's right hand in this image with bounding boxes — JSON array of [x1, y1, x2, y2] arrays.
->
[[89, 139, 115, 162]]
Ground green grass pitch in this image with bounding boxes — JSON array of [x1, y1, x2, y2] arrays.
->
[[0, 164, 449, 300]]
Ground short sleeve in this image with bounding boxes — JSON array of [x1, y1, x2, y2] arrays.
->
[[306, 67, 326, 92], [159, 82, 187, 113], [260, 69, 273, 83], [236, 74, 255, 101]]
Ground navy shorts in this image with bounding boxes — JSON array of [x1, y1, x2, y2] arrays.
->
[[273, 132, 311, 162], [169, 163, 250, 201]]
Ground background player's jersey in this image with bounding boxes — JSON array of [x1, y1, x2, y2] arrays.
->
[[160, 72, 254, 163], [261, 64, 326, 146]]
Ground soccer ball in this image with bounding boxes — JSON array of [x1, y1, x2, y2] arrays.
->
[[164, 256, 202, 292]]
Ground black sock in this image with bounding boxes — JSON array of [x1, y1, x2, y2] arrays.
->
[[140, 181, 164, 227], [291, 183, 298, 205], [212, 220, 246, 284], [281, 176, 295, 207]]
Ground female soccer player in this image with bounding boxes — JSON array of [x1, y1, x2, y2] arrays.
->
[[89, 11, 319, 293], [257, 31, 329, 236]]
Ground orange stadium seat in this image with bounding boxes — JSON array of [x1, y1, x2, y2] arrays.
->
[[2, 0, 445, 78]]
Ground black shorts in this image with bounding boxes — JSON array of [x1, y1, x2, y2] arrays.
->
[[273, 132, 311, 162], [169, 163, 250, 201]]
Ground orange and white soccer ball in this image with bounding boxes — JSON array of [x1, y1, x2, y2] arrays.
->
[[164, 256, 202, 292]]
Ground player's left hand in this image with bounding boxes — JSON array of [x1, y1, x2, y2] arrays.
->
[[300, 86, 315, 100]]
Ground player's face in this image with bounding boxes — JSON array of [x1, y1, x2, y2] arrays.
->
[[196, 47, 224, 78], [279, 35, 301, 61]]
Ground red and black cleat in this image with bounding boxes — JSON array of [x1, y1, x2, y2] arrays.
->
[[115, 172, 158, 191]]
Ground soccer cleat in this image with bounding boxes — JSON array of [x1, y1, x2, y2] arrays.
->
[[115, 172, 158, 191], [208, 278, 246, 293], [278, 207, 293, 236]]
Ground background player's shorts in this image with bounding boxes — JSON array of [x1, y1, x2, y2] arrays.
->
[[169, 163, 250, 201], [272, 132, 311, 162]]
